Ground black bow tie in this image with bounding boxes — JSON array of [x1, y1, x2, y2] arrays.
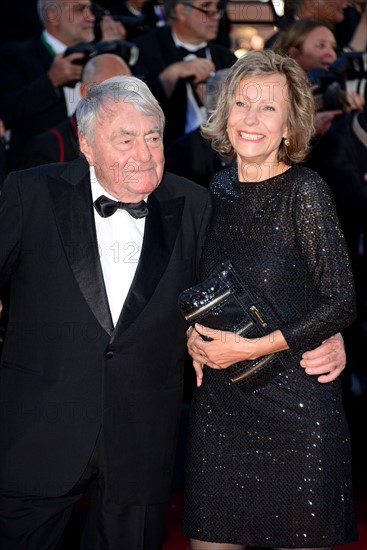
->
[[94, 195, 149, 219], [178, 46, 207, 59]]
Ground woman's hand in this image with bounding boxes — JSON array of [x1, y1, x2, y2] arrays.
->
[[187, 324, 259, 386], [187, 324, 288, 387]]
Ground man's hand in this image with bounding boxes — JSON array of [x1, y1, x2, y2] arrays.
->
[[159, 59, 215, 98], [314, 110, 342, 136], [300, 333, 346, 383], [47, 53, 85, 88], [0, 119, 5, 140], [344, 90, 365, 112], [100, 15, 127, 41]]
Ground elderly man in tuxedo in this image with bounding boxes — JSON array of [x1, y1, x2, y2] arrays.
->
[[0, 75, 348, 549], [0, 75, 211, 549]]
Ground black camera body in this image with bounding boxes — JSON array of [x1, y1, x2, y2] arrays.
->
[[64, 39, 139, 67], [63, 39, 139, 86], [308, 51, 367, 111]]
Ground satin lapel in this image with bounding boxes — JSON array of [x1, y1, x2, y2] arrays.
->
[[157, 27, 183, 64], [111, 192, 185, 342], [47, 159, 114, 335]]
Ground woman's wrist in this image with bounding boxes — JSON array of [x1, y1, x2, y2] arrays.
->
[[246, 330, 289, 360]]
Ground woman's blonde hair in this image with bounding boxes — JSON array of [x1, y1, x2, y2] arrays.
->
[[201, 49, 315, 164]]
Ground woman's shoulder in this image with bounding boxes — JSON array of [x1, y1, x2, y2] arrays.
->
[[289, 165, 331, 195], [209, 166, 236, 193], [288, 165, 336, 214]]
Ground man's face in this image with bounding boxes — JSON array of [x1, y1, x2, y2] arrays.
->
[[176, 1, 223, 43], [47, 0, 95, 46], [80, 101, 165, 203]]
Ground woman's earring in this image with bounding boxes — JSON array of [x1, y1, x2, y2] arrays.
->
[[284, 138, 290, 147]]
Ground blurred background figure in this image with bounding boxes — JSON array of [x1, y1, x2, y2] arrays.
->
[[266, 0, 367, 51], [93, 0, 164, 40], [132, 0, 236, 145], [272, 18, 365, 135], [307, 104, 367, 400], [274, 18, 337, 71], [165, 68, 234, 186], [0, 119, 7, 189], [231, 26, 264, 58], [0, 0, 128, 171], [22, 53, 132, 168]]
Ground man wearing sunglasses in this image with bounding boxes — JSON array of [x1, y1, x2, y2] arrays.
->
[[132, 0, 236, 145]]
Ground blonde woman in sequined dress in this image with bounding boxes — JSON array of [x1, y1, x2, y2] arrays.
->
[[183, 49, 358, 550]]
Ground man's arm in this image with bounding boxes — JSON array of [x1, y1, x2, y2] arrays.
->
[[300, 333, 346, 383]]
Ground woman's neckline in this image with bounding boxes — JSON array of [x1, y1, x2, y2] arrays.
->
[[237, 164, 293, 184]]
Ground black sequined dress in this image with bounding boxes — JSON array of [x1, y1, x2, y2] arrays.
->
[[183, 165, 358, 547]]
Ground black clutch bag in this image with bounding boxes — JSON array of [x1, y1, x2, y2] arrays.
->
[[178, 261, 292, 389]]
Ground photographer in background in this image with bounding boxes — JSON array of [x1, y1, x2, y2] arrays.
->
[[20, 53, 132, 168], [0, 0, 127, 171], [273, 19, 365, 135], [308, 103, 367, 393], [132, 0, 236, 146]]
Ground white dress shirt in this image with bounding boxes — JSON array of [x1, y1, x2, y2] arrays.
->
[[90, 167, 146, 326], [172, 32, 209, 133]]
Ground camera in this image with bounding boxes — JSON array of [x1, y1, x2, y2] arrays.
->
[[308, 51, 367, 111], [63, 39, 139, 67], [63, 39, 139, 87]]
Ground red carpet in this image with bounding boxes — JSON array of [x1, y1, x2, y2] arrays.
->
[[163, 490, 367, 550]]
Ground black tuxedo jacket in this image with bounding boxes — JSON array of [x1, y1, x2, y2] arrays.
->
[[0, 36, 68, 169], [0, 157, 212, 503], [132, 26, 236, 145]]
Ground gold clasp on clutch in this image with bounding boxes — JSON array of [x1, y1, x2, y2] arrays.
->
[[249, 306, 268, 328]]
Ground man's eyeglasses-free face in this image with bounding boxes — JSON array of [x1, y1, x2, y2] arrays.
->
[[180, 1, 225, 17]]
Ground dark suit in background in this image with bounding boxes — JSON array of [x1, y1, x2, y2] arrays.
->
[[0, 36, 68, 170], [165, 127, 233, 187], [22, 114, 80, 167]]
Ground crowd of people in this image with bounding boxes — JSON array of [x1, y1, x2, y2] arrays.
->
[[0, 0, 366, 548]]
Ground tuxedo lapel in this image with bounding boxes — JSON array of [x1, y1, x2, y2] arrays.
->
[[111, 189, 185, 342], [157, 27, 183, 64], [47, 158, 114, 335]]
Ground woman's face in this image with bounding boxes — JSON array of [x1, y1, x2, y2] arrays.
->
[[292, 26, 337, 72], [226, 73, 289, 174]]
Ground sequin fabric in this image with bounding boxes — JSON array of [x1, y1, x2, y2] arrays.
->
[[183, 165, 358, 546]]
